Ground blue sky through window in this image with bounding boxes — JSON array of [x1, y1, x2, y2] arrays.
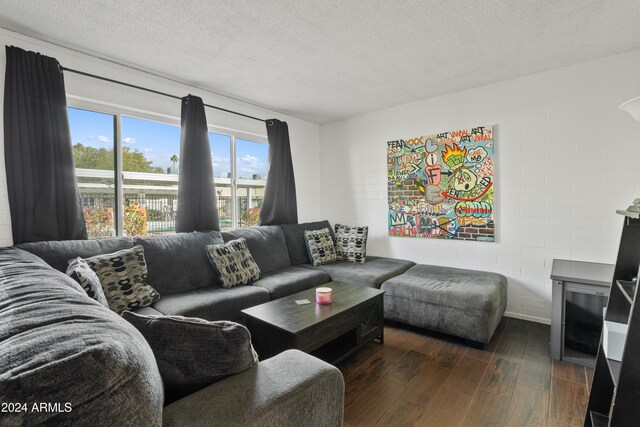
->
[[122, 116, 180, 171], [237, 138, 268, 179], [68, 107, 114, 149], [210, 132, 231, 178], [68, 107, 268, 176]]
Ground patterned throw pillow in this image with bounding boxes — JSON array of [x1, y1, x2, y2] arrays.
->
[[335, 224, 369, 263], [206, 238, 262, 288], [122, 311, 258, 404], [66, 257, 109, 307], [84, 245, 160, 314], [304, 228, 338, 266]]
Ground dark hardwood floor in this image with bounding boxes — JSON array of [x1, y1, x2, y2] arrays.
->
[[337, 318, 592, 427]]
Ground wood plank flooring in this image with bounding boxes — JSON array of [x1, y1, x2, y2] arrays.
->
[[337, 318, 591, 427]]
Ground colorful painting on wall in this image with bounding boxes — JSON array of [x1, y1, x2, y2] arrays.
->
[[387, 125, 495, 241]]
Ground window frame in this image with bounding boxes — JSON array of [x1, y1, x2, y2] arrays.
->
[[67, 96, 268, 235]]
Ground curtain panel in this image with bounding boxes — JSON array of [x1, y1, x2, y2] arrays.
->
[[259, 119, 298, 225], [3, 45, 87, 244], [176, 95, 220, 232]]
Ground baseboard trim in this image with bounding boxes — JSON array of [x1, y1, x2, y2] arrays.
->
[[504, 311, 550, 325]]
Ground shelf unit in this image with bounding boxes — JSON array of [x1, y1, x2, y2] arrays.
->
[[584, 213, 640, 427]]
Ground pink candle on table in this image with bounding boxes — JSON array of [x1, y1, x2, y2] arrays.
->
[[315, 287, 332, 304]]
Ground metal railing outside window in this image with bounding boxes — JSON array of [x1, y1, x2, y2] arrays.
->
[[80, 183, 264, 237]]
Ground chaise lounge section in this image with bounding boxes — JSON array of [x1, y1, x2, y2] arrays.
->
[[382, 264, 507, 345]]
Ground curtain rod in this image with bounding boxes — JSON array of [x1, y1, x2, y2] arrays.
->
[[59, 65, 272, 125]]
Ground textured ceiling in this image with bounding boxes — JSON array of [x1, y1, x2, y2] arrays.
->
[[0, 0, 639, 124]]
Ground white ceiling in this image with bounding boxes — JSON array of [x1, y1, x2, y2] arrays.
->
[[0, 0, 639, 124]]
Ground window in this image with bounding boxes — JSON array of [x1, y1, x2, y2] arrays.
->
[[210, 132, 232, 230], [236, 138, 268, 228], [68, 104, 268, 237], [69, 107, 117, 238], [122, 116, 180, 236], [209, 133, 268, 230]]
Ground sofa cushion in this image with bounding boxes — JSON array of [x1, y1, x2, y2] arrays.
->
[[222, 226, 290, 274], [123, 312, 258, 404], [304, 228, 338, 266], [134, 231, 224, 295], [382, 264, 507, 313], [252, 266, 332, 300], [334, 223, 368, 263], [299, 256, 415, 288], [152, 285, 270, 322], [206, 238, 262, 288], [66, 257, 109, 307], [84, 245, 160, 314], [16, 237, 133, 272], [0, 247, 163, 426], [280, 220, 335, 266]]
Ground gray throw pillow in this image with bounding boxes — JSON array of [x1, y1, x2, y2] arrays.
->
[[280, 220, 336, 265], [335, 223, 368, 263], [66, 257, 109, 307], [205, 237, 262, 288], [84, 245, 160, 314], [304, 227, 338, 266], [122, 311, 258, 404]]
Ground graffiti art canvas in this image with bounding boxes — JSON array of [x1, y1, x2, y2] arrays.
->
[[387, 125, 495, 241]]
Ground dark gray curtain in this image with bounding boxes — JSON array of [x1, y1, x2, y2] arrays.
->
[[259, 119, 298, 225], [176, 95, 220, 232], [3, 45, 87, 244]]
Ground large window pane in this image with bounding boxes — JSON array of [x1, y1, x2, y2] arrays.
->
[[122, 116, 180, 236], [210, 132, 232, 230], [236, 138, 268, 228], [68, 107, 117, 239]]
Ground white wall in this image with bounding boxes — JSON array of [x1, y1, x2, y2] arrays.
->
[[0, 28, 321, 246], [319, 50, 640, 324]]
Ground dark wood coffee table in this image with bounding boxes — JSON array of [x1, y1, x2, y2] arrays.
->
[[242, 281, 384, 363]]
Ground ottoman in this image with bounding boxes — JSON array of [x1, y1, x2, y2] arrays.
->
[[381, 264, 507, 346]]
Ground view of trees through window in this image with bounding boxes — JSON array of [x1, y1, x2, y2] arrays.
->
[[69, 107, 117, 238], [73, 144, 164, 173], [68, 106, 268, 238], [121, 116, 180, 236]]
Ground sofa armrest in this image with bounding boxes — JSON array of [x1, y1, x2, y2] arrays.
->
[[162, 350, 344, 427]]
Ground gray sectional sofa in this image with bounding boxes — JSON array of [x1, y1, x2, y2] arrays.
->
[[2, 228, 345, 427], [1, 219, 507, 425]]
